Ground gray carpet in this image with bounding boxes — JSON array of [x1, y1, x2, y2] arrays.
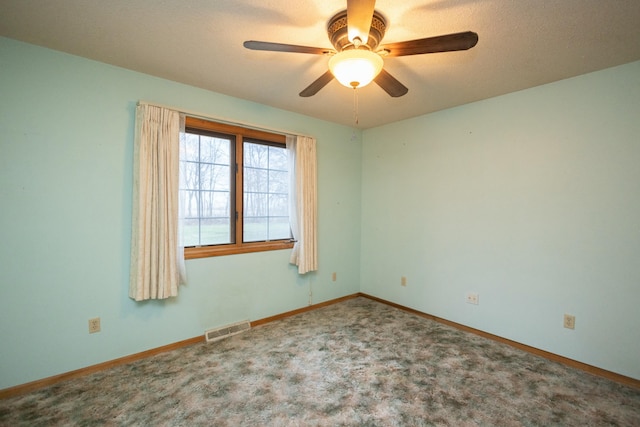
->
[[1, 297, 639, 426]]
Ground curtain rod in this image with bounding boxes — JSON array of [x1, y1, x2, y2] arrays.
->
[[137, 100, 312, 138]]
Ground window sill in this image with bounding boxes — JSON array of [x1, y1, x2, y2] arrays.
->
[[184, 241, 294, 260]]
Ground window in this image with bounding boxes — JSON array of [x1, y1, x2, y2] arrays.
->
[[180, 117, 293, 259]]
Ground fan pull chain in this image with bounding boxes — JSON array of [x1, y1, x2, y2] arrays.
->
[[353, 87, 359, 125]]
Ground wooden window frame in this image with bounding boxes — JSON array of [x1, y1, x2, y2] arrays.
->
[[183, 117, 293, 260]]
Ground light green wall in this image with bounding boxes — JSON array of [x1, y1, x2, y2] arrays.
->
[[361, 61, 640, 379], [0, 37, 362, 389]]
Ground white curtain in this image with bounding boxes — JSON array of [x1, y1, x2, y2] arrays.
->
[[129, 104, 186, 301], [287, 135, 318, 274]]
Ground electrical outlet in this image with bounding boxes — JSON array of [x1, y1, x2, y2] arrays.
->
[[465, 292, 479, 305], [88, 317, 101, 334], [401, 276, 407, 286], [331, 272, 337, 282], [564, 314, 575, 330]]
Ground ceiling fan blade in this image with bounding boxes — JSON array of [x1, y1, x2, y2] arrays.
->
[[374, 69, 408, 97], [381, 31, 478, 57], [299, 71, 335, 97], [347, 0, 376, 44], [244, 41, 334, 55]]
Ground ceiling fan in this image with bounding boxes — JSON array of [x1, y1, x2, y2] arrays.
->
[[243, 0, 478, 98]]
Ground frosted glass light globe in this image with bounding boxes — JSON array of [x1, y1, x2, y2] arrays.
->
[[329, 49, 384, 89]]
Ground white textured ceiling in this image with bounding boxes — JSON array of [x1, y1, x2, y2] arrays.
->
[[1, 0, 639, 129]]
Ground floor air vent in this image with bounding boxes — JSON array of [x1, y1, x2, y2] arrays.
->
[[205, 320, 251, 343]]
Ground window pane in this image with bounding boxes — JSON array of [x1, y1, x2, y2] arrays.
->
[[244, 192, 267, 217], [181, 162, 199, 190], [180, 131, 233, 247], [269, 146, 288, 171], [200, 135, 230, 164], [269, 193, 288, 217], [182, 218, 200, 247], [182, 217, 231, 247], [244, 217, 267, 242], [182, 190, 200, 218], [201, 218, 232, 245], [242, 142, 291, 243], [201, 190, 230, 218], [200, 164, 230, 191], [268, 217, 291, 240], [244, 143, 268, 168], [268, 170, 288, 193], [244, 167, 268, 193], [182, 133, 200, 162]]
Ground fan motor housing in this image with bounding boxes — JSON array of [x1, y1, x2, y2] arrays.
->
[[328, 10, 386, 52]]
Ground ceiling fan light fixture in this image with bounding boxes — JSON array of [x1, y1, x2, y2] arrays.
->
[[328, 49, 383, 89]]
